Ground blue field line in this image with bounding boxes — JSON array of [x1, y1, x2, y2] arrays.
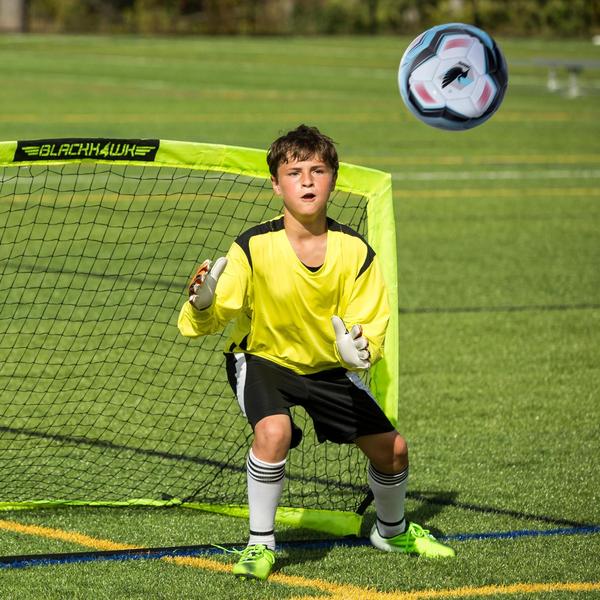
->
[[0, 525, 598, 570], [441, 525, 600, 543]]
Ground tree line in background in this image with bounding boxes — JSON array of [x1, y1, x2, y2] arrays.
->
[[21, 0, 600, 36]]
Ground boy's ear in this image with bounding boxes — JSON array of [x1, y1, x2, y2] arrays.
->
[[271, 175, 282, 196], [330, 173, 337, 191]]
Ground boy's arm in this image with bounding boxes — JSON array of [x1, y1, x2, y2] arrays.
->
[[339, 253, 390, 366], [177, 243, 251, 338]]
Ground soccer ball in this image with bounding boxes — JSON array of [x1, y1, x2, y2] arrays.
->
[[398, 23, 508, 131]]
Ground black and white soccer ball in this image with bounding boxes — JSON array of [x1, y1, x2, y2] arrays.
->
[[398, 23, 508, 130]]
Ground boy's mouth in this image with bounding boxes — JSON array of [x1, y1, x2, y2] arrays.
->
[[302, 193, 316, 200]]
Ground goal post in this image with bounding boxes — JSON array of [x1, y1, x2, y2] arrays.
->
[[0, 138, 397, 537]]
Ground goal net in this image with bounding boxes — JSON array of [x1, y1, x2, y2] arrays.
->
[[0, 138, 397, 536]]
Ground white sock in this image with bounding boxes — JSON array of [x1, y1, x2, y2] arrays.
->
[[368, 463, 408, 538], [246, 449, 286, 551]]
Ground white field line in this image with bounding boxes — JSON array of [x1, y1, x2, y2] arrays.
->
[[392, 169, 600, 181]]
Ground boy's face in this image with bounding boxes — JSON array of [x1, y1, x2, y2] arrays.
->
[[271, 154, 336, 223]]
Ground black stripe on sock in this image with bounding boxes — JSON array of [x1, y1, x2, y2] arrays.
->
[[377, 517, 405, 527], [247, 455, 285, 483], [249, 529, 275, 536], [368, 464, 408, 486]]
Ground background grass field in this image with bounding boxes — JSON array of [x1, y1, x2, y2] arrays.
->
[[0, 33, 599, 599]]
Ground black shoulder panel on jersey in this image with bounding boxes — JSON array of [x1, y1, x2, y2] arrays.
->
[[234, 216, 285, 271], [356, 244, 376, 279], [327, 218, 375, 279]]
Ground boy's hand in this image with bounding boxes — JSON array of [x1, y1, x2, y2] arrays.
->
[[189, 257, 228, 310], [331, 315, 371, 370]]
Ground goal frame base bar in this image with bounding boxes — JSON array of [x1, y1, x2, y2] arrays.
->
[[0, 499, 363, 537]]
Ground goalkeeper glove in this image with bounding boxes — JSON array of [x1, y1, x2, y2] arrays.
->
[[188, 257, 228, 310], [331, 315, 371, 370]]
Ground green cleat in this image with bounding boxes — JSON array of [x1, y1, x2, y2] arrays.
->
[[231, 544, 276, 580], [370, 522, 455, 558]]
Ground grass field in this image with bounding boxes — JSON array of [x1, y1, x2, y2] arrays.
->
[[0, 33, 599, 600]]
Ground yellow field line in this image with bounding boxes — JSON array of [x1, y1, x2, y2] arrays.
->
[[347, 154, 600, 166], [0, 110, 593, 125], [288, 581, 600, 600], [0, 518, 137, 551], [393, 187, 600, 199], [1, 518, 598, 600]]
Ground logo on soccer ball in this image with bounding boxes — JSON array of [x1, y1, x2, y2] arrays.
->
[[441, 62, 472, 89]]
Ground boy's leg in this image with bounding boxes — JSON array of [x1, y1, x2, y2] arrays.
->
[[232, 414, 291, 580], [247, 414, 291, 549], [356, 431, 455, 558], [225, 354, 300, 578], [356, 431, 409, 537]]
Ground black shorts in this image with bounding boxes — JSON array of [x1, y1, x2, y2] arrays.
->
[[225, 353, 395, 444]]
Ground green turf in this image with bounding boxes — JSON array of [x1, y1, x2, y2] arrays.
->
[[0, 33, 599, 599]]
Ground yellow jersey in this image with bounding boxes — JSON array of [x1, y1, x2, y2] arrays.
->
[[178, 216, 389, 375]]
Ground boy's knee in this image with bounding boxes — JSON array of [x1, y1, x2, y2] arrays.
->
[[252, 415, 291, 462], [372, 431, 409, 474], [392, 434, 409, 471]]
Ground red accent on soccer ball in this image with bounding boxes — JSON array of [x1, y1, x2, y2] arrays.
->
[[414, 82, 436, 105], [443, 37, 471, 51], [477, 81, 492, 110]]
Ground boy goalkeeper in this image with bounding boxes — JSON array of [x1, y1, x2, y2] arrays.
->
[[178, 124, 454, 580]]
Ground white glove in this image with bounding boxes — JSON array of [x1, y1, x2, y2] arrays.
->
[[331, 315, 371, 370], [188, 257, 228, 310]]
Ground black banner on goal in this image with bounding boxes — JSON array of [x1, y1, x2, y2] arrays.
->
[[13, 138, 160, 162]]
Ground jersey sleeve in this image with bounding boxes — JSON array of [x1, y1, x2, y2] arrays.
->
[[177, 242, 251, 338], [341, 252, 390, 365]]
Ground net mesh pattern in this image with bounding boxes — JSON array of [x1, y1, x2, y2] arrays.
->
[[0, 162, 371, 513]]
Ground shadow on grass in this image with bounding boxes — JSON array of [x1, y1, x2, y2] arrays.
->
[[408, 489, 595, 528]]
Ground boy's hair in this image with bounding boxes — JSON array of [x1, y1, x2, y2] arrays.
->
[[267, 124, 339, 179]]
